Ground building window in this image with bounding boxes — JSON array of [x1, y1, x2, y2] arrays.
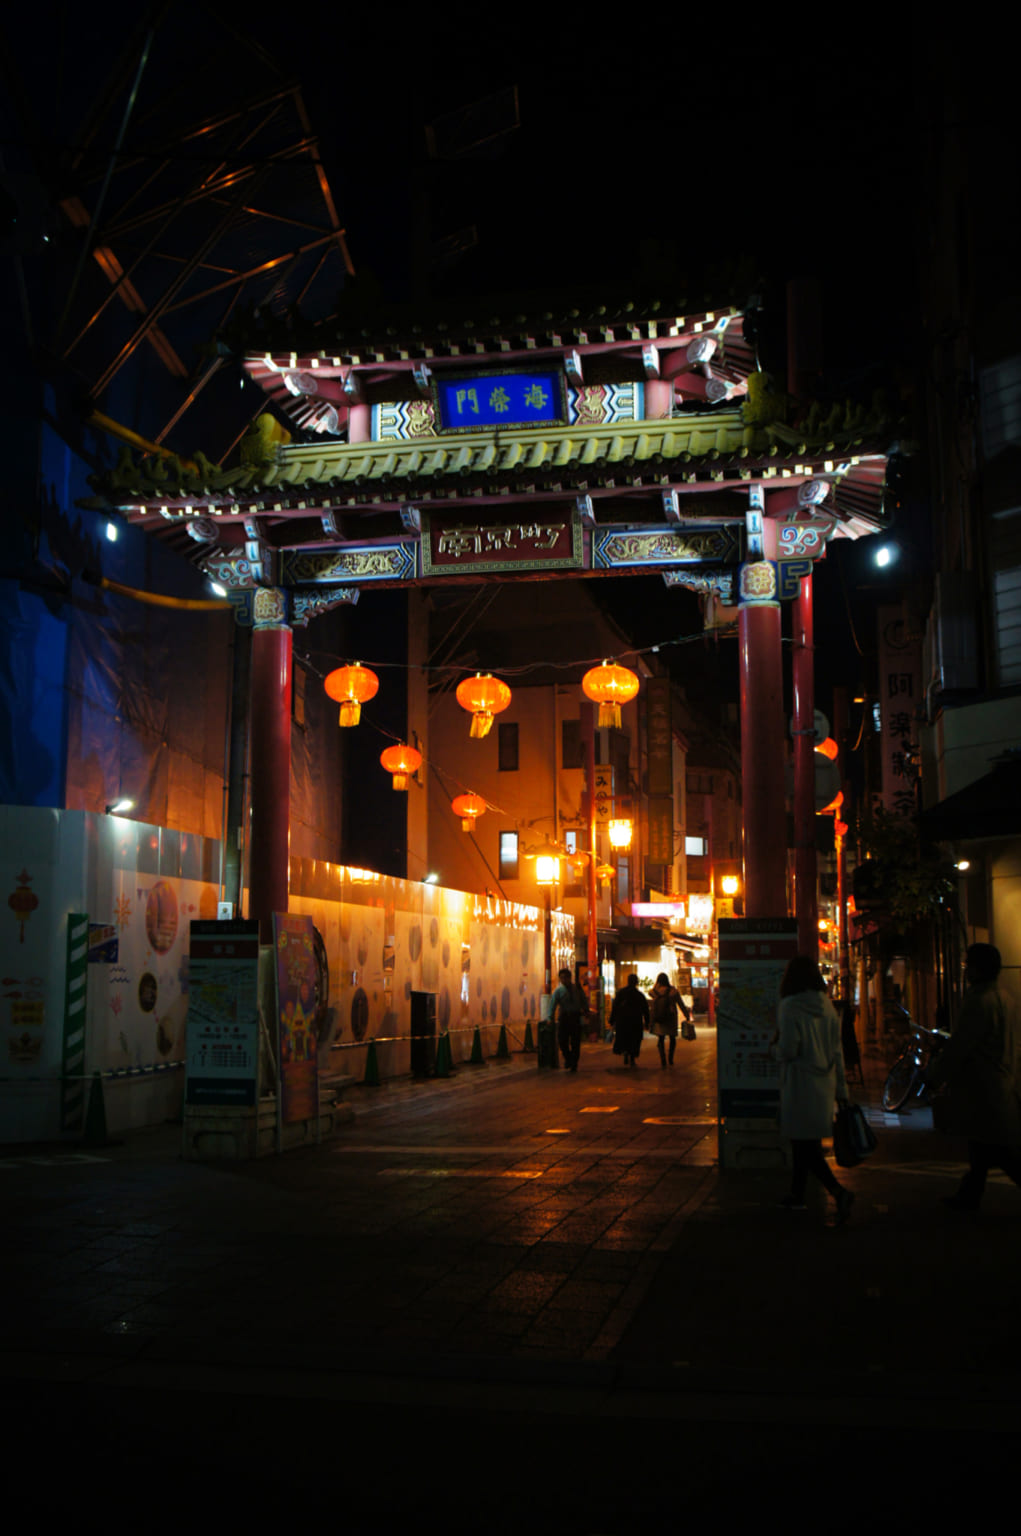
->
[[499, 832, 519, 879], [617, 856, 630, 909], [498, 722, 519, 771], [685, 836, 706, 856], [561, 718, 584, 768]]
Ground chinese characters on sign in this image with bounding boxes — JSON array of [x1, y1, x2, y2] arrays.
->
[[422, 515, 583, 575], [185, 920, 260, 1107], [878, 606, 922, 819], [439, 523, 565, 555], [435, 370, 564, 432]]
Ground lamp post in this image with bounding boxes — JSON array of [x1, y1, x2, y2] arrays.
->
[[534, 845, 561, 995]]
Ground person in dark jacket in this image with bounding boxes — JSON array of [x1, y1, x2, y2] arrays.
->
[[611, 974, 649, 1067], [925, 943, 1021, 1212], [550, 968, 589, 1072], [650, 972, 690, 1068]]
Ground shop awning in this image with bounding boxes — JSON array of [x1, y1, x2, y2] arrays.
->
[[921, 755, 1021, 839]]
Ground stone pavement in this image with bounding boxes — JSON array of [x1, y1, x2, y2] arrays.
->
[[4, 1029, 1021, 1530]]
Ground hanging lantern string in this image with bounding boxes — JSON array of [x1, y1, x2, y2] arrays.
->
[[298, 628, 713, 683]]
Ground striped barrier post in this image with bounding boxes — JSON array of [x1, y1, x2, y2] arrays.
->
[[61, 914, 89, 1134]]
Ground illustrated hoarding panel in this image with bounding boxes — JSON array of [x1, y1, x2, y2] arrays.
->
[[274, 912, 319, 1124]]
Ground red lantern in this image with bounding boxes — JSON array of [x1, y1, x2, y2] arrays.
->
[[582, 660, 639, 728], [455, 673, 512, 738], [451, 791, 487, 831], [380, 742, 422, 790], [324, 662, 379, 727]]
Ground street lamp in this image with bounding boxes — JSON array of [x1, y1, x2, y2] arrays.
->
[[532, 841, 561, 995], [608, 818, 633, 850]]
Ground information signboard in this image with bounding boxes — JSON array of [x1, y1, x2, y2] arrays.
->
[[717, 918, 798, 1168], [185, 920, 260, 1107]]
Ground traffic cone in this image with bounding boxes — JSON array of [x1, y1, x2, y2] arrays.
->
[[362, 1039, 380, 1087], [495, 1024, 510, 1060], [435, 1032, 450, 1077], [469, 1025, 485, 1065], [522, 1018, 536, 1053], [83, 1071, 108, 1146]]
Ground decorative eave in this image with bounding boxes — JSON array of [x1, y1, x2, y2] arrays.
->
[[241, 305, 756, 435], [92, 407, 894, 548]]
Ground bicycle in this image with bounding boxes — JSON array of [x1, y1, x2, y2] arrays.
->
[[881, 1010, 951, 1111]]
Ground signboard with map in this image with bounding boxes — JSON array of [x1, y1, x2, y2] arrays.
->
[[717, 918, 798, 1167]]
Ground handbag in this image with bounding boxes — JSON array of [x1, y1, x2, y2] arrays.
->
[[681, 1018, 696, 1041], [832, 1103, 862, 1168], [847, 1101, 877, 1157], [832, 1102, 876, 1167]]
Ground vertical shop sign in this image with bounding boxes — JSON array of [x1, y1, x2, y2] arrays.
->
[[645, 676, 673, 796], [273, 913, 319, 1124], [186, 920, 260, 1106], [877, 605, 922, 818]]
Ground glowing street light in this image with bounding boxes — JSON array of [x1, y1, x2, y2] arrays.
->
[[608, 818, 633, 850]]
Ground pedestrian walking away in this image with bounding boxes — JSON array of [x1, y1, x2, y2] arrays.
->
[[650, 971, 690, 1068], [549, 967, 589, 1071], [611, 973, 649, 1067], [773, 954, 855, 1222], [925, 942, 1021, 1212]]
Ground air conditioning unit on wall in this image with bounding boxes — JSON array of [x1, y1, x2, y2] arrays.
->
[[923, 571, 979, 713]]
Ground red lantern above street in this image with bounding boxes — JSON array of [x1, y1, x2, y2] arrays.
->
[[451, 791, 487, 831], [324, 662, 379, 726], [380, 742, 422, 790], [455, 673, 511, 738], [582, 659, 639, 728]]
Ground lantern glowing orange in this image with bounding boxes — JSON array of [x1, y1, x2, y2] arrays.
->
[[582, 660, 639, 728], [595, 862, 615, 884], [608, 818, 633, 850], [380, 742, 422, 790], [455, 673, 512, 738], [324, 662, 379, 726], [451, 791, 487, 831]]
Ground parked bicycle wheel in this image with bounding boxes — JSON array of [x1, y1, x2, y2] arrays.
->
[[882, 1053, 918, 1111]]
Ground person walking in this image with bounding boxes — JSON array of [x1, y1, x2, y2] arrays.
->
[[650, 972, 690, 1068], [925, 942, 1021, 1212], [774, 954, 854, 1222], [549, 967, 589, 1072], [610, 973, 649, 1067]]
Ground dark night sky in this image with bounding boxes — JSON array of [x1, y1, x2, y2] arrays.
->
[[5, 1, 924, 727]]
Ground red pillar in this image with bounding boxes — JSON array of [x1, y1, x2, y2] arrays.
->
[[582, 702, 599, 1012], [348, 402, 371, 442], [793, 572, 818, 958], [704, 793, 716, 1029], [643, 378, 673, 418], [248, 599, 292, 943], [738, 544, 787, 919]]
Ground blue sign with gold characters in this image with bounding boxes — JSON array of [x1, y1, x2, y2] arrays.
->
[[435, 368, 565, 432]]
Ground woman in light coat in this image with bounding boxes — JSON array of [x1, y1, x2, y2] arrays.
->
[[774, 955, 854, 1221]]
